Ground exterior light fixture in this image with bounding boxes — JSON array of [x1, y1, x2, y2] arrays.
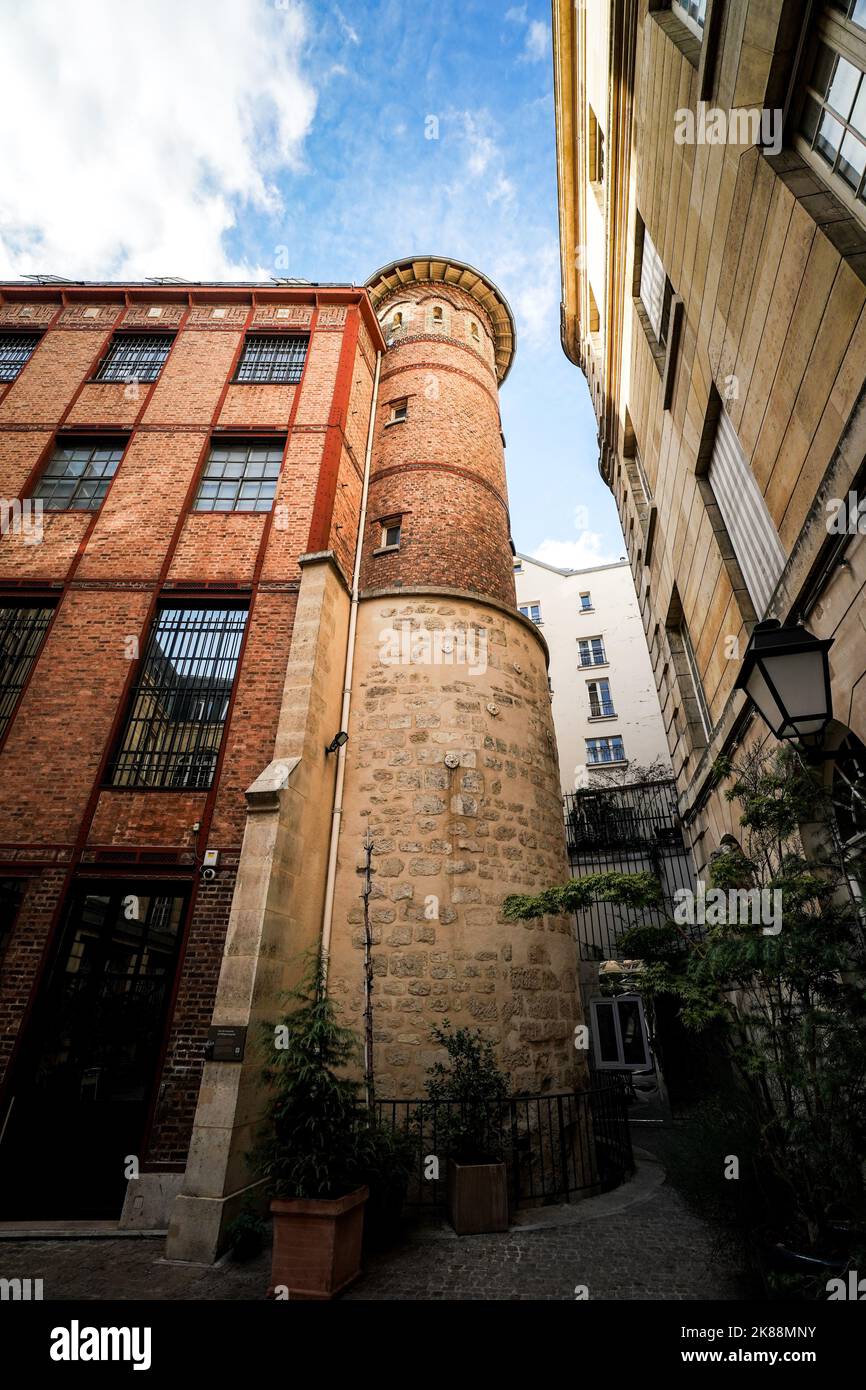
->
[[734, 619, 834, 747], [325, 731, 349, 755]]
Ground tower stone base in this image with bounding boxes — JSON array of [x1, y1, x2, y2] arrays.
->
[[328, 588, 582, 1096]]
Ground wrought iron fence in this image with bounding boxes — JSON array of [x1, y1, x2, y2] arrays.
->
[[563, 778, 698, 960], [370, 1071, 633, 1209]]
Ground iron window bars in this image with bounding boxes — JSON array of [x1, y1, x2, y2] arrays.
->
[[92, 334, 174, 383], [193, 441, 284, 513], [0, 603, 54, 740], [108, 604, 248, 789], [34, 439, 126, 511], [234, 334, 308, 384], [0, 334, 41, 382]]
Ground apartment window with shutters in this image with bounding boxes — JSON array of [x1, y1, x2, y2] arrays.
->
[[0, 602, 55, 742], [587, 677, 616, 718], [637, 220, 674, 350], [671, 0, 708, 41], [704, 406, 786, 618], [578, 636, 607, 667], [588, 105, 605, 188], [794, 4, 866, 222], [108, 604, 247, 789], [0, 334, 41, 382], [666, 589, 712, 746]]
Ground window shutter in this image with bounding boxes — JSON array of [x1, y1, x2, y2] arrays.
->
[[708, 410, 785, 617], [639, 227, 666, 340]]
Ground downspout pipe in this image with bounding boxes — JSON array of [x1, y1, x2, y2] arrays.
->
[[320, 347, 382, 976]]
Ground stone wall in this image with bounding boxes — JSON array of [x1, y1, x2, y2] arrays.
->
[[329, 589, 582, 1097]]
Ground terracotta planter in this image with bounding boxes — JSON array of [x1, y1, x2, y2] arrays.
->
[[447, 1159, 508, 1235], [268, 1185, 368, 1300]]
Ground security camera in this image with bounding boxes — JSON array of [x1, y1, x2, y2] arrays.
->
[[201, 866, 216, 883]]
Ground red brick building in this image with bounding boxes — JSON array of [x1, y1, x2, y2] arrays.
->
[[0, 281, 384, 1218], [0, 260, 580, 1256]]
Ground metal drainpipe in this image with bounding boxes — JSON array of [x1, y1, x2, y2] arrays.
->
[[320, 347, 382, 976]]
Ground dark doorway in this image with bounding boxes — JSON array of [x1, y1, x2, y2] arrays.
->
[[0, 882, 187, 1219]]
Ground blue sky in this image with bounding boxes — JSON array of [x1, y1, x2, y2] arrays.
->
[[0, 0, 624, 564]]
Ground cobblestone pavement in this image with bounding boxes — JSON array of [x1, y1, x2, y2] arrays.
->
[[0, 1149, 755, 1302]]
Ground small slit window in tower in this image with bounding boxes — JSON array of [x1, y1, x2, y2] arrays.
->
[[470, 320, 480, 342], [389, 398, 408, 423]]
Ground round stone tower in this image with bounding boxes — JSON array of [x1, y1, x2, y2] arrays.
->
[[328, 256, 581, 1097]]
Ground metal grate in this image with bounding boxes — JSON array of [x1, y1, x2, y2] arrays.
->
[[234, 334, 308, 383], [0, 603, 54, 741], [192, 440, 283, 512], [33, 439, 125, 511], [0, 334, 41, 382], [92, 334, 174, 383], [564, 778, 698, 961], [108, 604, 247, 789]]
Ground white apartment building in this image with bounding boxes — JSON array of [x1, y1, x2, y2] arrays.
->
[[514, 554, 670, 793]]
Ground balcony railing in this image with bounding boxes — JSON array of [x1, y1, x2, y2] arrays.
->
[[589, 700, 616, 718]]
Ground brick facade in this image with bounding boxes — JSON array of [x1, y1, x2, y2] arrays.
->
[[0, 283, 382, 1194]]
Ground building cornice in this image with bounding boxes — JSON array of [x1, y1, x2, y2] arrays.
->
[[365, 255, 516, 384]]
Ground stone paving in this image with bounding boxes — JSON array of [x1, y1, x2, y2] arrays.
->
[[0, 1147, 756, 1302]]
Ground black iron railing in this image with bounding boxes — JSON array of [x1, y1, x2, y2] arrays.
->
[[370, 1072, 633, 1209], [563, 778, 698, 960]]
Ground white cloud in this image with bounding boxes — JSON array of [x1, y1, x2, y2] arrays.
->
[[523, 20, 550, 63], [334, 4, 360, 45], [532, 534, 622, 570], [0, 0, 317, 281], [505, 4, 528, 22]]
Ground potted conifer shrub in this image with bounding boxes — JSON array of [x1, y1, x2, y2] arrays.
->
[[426, 1022, 510, 1235], [256, 954, 370, 1300]]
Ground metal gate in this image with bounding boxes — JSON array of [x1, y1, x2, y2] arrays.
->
[[563, 779, 697, 960]]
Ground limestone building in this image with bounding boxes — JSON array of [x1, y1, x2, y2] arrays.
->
[[0, 257, 580, 1260], [514, 552, 671, 791], [552, 0, 866, 881]]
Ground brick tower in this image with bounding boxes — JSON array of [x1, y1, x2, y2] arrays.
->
[[327, 257, 581, 1097]]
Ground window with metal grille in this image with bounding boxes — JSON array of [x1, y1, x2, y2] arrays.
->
[[92, 334, 173, 383], [33, 438, 125, 511], [0, 602, 54, 740], [580, 591, 593, 610], [0, 334, 41, 382], [234, 335, 308, 383], [797, 6, 866, 217], [579, 636, 607, 666], [588, 678, 616, 718], [672, 0, 707, 40], [193, 440, 283, 513], [707, 409, 786, 617], [108, 604, 247, 789], [586, 735, 626, 764], [519, 602, 542, 624]]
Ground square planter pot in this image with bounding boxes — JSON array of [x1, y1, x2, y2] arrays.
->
[[268, 1185, 368, 1300], [447, 1159, 508, 1235]]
